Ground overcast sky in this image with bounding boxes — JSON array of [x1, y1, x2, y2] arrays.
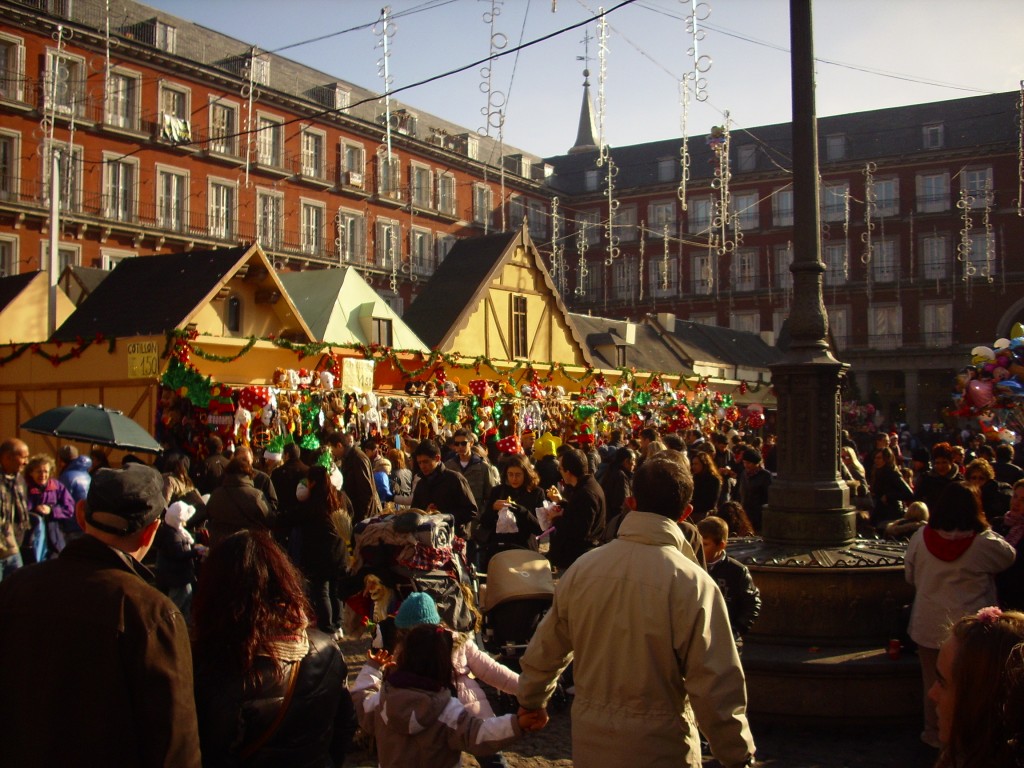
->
[[146, 0, 1024, 158]]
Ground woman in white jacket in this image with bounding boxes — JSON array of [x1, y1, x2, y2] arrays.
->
[[905, 481, 1015, 749]]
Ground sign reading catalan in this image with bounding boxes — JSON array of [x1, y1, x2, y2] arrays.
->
[[127, 341, 160, 378]]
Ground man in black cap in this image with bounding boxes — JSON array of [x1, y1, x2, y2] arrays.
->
[[0, 464, 201, 767]]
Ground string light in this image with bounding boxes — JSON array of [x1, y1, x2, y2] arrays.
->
[[604, 156, 620, 265]]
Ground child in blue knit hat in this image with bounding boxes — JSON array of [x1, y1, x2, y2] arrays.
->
[[375, 592, 522, 768]]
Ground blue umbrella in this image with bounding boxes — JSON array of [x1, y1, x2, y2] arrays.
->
[[21, 404, 162, 454]]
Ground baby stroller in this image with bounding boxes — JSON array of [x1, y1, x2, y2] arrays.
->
[[480, 548, 568, 712]]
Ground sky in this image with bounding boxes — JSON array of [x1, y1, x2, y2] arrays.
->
[[145, 0, 1024, 158]]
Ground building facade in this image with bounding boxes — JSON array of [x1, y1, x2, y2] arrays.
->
[[547, 90, 1024, 429], [0, 0, 552, 312]]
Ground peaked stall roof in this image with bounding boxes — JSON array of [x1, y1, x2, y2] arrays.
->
[[278, 267, 428, 351], [0, 271, 37, 314], [51, 244, 314, 342]]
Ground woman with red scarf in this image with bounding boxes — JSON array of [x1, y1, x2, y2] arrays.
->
[[905, 481, 1015, 749]]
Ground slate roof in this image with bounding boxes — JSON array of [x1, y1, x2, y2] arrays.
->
[[546, 91, 1019, 195], [403, 231, 518, 349], [570, 313, 692, 375], [665, 318, 784, 369], [52, 246, 250, 341], [0, 271, 38, 313]]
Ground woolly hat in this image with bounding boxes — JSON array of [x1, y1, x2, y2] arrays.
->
[[742, 448, 762, 464], [395, 593, 441, 629]]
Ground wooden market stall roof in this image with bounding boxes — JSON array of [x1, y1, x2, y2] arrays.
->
[[278, 267, 428, 351], [52, 244, 315, 343], [0, 271, 75, 344], [403, 224, 593, 368]]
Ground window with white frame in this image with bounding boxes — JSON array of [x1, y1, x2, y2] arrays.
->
[[300, 200, 325, 255], [773, 243, 793, 289], [528, 200, 547, 239], [0, 131, 19, 201], [873, 178, 899, 216], [961, 167, 993, 207], [256, 115, 283, 167], [868, 304, 902, 350], [966, 230, 997, 277], [615, 204, 637, 242], [0, 33, 26, 102], [826, 306, 849, 350], [584, 169, 598, 192], [648, 257, 678, 298], [917, 171, 949, 213], [657, 157, 675, 183], [576, 210, 600, 246], [208, 179, 236, 240], [104, 154, 138, 222], [821, 181, 849, 222], [410, 228, 433, 274], [437, 173, 456, 216], [736, 144, 757, 172], [411, 164, 432, 209], [99, 248, 135, 270], [255, 189, 283, 249], [377, 153, 401, 199], [209, 100, 238, 156], [40, 242, 80, 274], [336, 209, 365, 262], [156, 166, 188, 232], [436, 233, 456, 264], [375, 219, 400, 267], [921, 301, 953, 348], [921, 233, 950, 280], [648, 200, 677, 237], [43, 143, 82, 212], [733, 247, 758, 291], [342, 143, 365, 187], [823, 243, 847, 286], [154, 22, 177, 54], [612, 257, 638, 300], [922, 123, 944, 150], [871, 238, 897, 283], [825, 134, 846, 162], [691, 252, 714, 295], [160, 83, 189, 119], [730, 311, 760, 333], [300, 129, 325, 179], [0, 235, 18, 276], [508, 195, 525, 227], [688, 197, 713, 233], [44, 49, 86, 116], [472, 184, 492, 225], [732, 191, 759, 229], [105, 70, 140, 130], [772, 187, 793, 227]]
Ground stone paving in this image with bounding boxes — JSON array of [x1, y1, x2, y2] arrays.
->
[[338, 635, 939, 767]]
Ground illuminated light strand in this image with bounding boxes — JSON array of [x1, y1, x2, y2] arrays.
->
[[604, 156, 620, 265], [1018, 80, 1023, 218], [575, 222, 589, 297], [638, 222, 646, 302], [596, 8, 609, 167]]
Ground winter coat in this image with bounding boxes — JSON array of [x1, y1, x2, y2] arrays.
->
[[154, 520, 197, 591], [353, 664, 521, 768], [706, 555, 761, 639], [390, 467, 413, 500], [869, 466, 914, 525], [411, 463, 478, 531], [452, 633, 520, 717], [914, 467, 961, 511], [291, 497, 353, 582], [478, 484, 545, 561], [270, 458, 309, 516], [0, 535, 200, 767], [905, 526, 1015, 648], [26, 478, 76, 522], [517, 511, 755, 768], [547, 474, 606, 571], [0, 472, 29, 559], [202, 473, 274, 547], [534, 454, 561, 491], [599, 467, 632, 520], [341, 447, 383, 525], [738, 467, 772, 531], [58, 455, 92, 503], [444, 454, 498, 511], [691, 471, 722, 521], [194, 628, 356, 768]]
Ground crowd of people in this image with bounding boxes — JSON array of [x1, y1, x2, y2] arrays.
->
[[2, 413, 1024, 766]]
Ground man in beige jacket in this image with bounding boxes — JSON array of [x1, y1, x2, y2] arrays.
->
[[517, 454, 756, 768]]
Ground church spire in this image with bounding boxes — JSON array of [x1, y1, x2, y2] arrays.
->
[[568, 68, 598, 155]]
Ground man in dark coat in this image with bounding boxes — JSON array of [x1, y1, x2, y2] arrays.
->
[[195, 434, 230, 495], [326, 432, 382, 526], [0, 464, 201, 767], [737, 448, 772, 533], [271, 443, 309, 517], [546, 447, 606, 571], [411, 439, 478, 534]]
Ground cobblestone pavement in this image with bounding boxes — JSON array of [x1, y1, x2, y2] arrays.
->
[[339, 636, 938, 768]]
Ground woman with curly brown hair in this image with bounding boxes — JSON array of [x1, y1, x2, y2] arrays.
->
[[191, 529, 356, 767]]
